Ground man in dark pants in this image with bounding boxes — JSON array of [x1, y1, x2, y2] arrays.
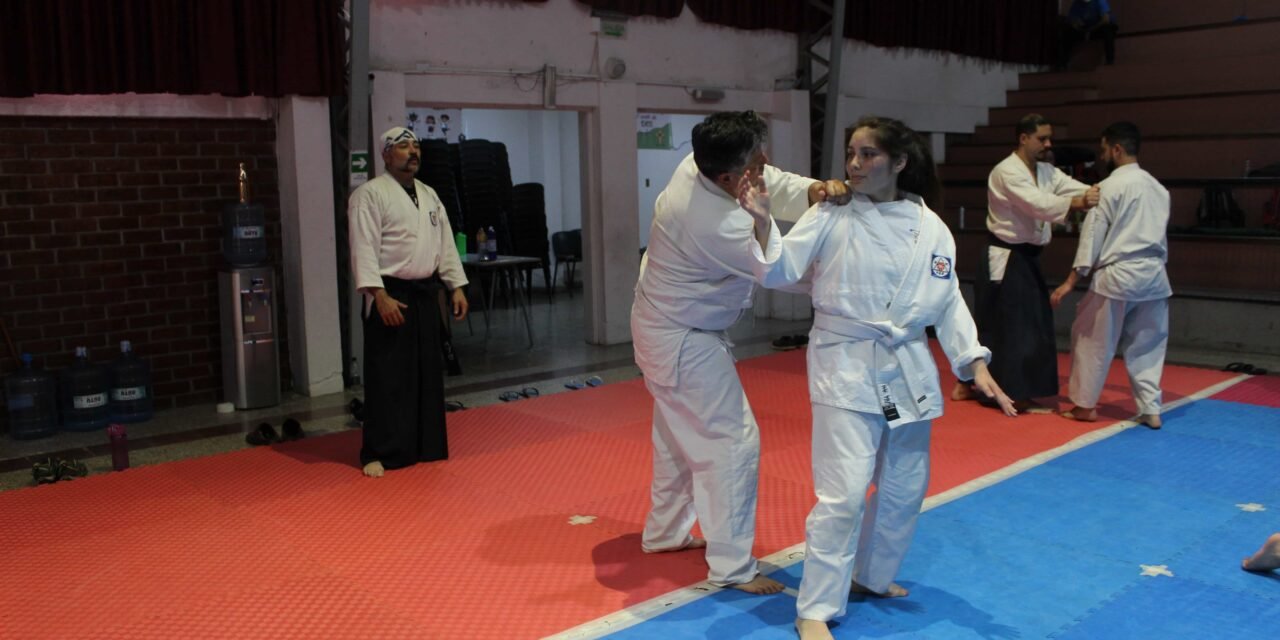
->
[[349, 127, 469, 477], [1061, 0, 1118, 67], [952, 114, 1098, 413]]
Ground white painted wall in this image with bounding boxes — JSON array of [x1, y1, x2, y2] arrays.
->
[[276, 96, 344, 397], [636, 113, 701, 249]]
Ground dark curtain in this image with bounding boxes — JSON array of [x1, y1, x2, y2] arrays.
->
[[579, 0, 1058, 65], [0, 0, 345, 98]]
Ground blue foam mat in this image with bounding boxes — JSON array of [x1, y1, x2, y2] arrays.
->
[[604, 399, 1280, 639]]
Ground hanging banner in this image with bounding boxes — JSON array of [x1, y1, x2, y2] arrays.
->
[[637, 113, 673, 150]]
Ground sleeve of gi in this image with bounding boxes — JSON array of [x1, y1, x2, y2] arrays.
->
[[348, 185, 385, 294], [931, 229, 991, 381], [762, 164, 819, 224], [1072, 197, 1112, 276], [994, 163, 1074, 223], [749, 202, 834, 288]]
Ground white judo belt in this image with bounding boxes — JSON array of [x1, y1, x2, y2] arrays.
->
[[813, 312, 927, 424]]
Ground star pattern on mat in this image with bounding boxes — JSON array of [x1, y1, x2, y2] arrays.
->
[[1235, 503, 1266, 512], [1139, 564, 1174, 578], [568, 515, 597, 525]]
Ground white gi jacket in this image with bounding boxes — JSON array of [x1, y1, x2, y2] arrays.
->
[[1072, 163, 1172, 302], [632, 154, 816, 386], [349, 174, 469, 309], [987, 152, 1090, 279], [752, 194, 990, 426]]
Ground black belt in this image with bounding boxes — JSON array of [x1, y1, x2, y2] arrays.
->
[[382, 275, 445, 296], [987, 233, 1044, 257]]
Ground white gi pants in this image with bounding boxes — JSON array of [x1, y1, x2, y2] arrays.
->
[[797, 404, 931, 621], [1068, 290, 1169, 416], [642, 330, 761, 587]]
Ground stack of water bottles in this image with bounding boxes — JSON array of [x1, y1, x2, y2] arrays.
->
[[4, 341, 153, 440]]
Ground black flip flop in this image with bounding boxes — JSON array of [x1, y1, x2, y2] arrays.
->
[[246, 422, 280, 446], [445, 400, 466, 412], [280, 418, 305, 441]]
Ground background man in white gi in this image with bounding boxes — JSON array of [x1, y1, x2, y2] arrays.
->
[[349, 127, 469, 477], [632, 110, 847, 595], [1051, 121, 1170, 429], [954, 113, 1099, 413]]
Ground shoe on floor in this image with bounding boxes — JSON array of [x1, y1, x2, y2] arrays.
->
[[246, 422, 280, 446]]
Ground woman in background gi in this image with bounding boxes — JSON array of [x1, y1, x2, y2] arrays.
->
[[739, 116, 1017, 640]]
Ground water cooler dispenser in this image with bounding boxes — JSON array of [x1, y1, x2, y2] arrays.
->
[[217, 163, 280, 409], [219, 267, 280, 409]]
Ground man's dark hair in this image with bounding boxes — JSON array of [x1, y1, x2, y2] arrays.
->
[[691, 111, 768, 180], [1015, 113, 1050, 140], [1101, 121, 1141, 155]]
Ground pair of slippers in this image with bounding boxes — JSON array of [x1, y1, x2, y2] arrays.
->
[[564, 376, 603, 390], [246, 419, 305, 446], [499, 387, 540, 402], [771, 334, 809, 351], [1224, 362, 1268, 375], [32, 457, 88, 485]]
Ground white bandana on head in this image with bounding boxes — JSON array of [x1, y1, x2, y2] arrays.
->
[[381, 126, 418, 152]]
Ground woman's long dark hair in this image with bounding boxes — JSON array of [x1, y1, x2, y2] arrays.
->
[[846, 116, 943, 210]]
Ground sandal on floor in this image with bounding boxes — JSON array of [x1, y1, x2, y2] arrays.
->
[[280, 418, 305, 442], [55, 458, 88, 481], [564, 379, 586, 390], [246, 422, 280, 446], [584, 376, 604, 388], [445, 400, 465, 412], [499, 391, 523, 402], [32, 458, 57, 485]]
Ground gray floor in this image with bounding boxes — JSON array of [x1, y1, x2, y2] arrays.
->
[[2, 281, 1275, 493]]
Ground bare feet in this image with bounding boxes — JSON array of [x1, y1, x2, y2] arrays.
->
[[362, 460, 385, 477], [851, 580, 909, 598], [642, 537, 707, 554], [796, 617, 835, 640], [1137, 414, 1162, 430], [726, 574, 784, 595], [1060, 406, 1098, 422], [1242, 533, 1280, 572], [951, 382, 976, 401]]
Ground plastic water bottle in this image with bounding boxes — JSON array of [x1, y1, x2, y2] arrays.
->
[[476, 227, 489, 261], [109, 340, 153, 423], [107, 423, 129, 471], [5, 353, 58, 440], [485, 225, 498, 260], [59, 346, 111, 432]]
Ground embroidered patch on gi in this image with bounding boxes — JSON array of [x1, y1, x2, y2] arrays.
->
[[930, 254, 953, 279]]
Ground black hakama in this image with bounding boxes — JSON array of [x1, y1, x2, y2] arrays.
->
[[360, 276, 449, 468], [974, 235, 1059, 401]]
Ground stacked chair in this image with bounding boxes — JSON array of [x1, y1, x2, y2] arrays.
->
[[417, 137, 556, 305], [509, 182, 552, 295]]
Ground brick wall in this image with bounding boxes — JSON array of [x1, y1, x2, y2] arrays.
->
[[0, 116, 290, 423]]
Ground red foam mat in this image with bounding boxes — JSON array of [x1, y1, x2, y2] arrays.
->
[[0, 346, 1237, 638], [1211, 374, 1280, 408]]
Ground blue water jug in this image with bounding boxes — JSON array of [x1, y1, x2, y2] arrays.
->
[[222, 202, 267, 267], [109, 340, 153, 423], [59, 346, 111, 431], [5, 353, 58, 440]]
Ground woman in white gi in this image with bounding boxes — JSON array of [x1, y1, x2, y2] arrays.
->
[[739, 116, 1016, 639]]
